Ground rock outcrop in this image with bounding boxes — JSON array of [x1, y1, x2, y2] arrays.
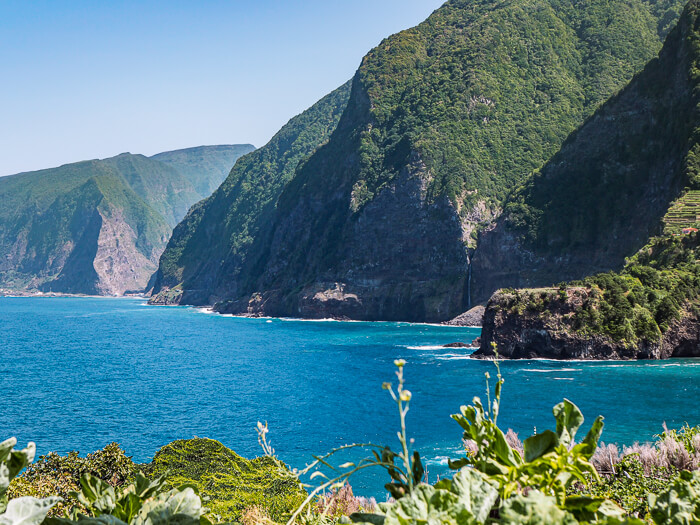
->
[[475, 288, 700, 360], [446, 305, 486, 327]]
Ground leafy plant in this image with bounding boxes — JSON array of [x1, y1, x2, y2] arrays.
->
[[45, 472, 205, 525], [0, 438, 61, 525]]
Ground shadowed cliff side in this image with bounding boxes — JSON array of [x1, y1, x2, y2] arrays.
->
[[474, 0, 700, 359], [210, 0, 684, 321]]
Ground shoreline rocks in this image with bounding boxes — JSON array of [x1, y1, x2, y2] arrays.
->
[[474, 288, 700, 360]]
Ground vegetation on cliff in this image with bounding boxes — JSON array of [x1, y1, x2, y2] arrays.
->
[[151, 81, 352, 302], [0, 146, 250, 295], [496, 0, 700, 261], [474, 0, 700, 355], [152, 0, 686, 320]]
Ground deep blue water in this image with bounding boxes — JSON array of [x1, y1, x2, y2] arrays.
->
[[2, 297, 700, 497]]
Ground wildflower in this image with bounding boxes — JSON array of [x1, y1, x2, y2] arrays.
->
[[400, 390, 412, 402], [382, 382, 392, 390], [394, 359, 406, 367]]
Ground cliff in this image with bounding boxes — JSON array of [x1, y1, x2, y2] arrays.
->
[[0, 146, 251, 295], [476, 285, 700, 360], [153, 0, 685, 321], [470, 0, 700, 304], [150, 81, 352, 306], [474, 0, 700, 359]]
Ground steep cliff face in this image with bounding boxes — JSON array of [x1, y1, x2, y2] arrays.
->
[[208, 0, 685, 321], [471, 2, 700, 304], [0, 146, 249, 295], [150, 82, 352, 305], [475, 287, 700, 360]]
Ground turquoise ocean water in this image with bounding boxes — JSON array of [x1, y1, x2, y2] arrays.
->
[[2, 297, 699, 497]]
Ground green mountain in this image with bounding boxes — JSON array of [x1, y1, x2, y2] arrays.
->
[[150, 81, 352, 306], [151, 144, 255, 198], [153, 0, 685, 321], [0, 145, 252, 295], [474, 0, 700, 359]]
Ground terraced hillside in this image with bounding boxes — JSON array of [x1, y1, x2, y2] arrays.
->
[[663, 190, 700, 232]]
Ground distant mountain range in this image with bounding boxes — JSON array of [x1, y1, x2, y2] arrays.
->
[[151, 0, 687, 324], [0, 145, 254, 295]]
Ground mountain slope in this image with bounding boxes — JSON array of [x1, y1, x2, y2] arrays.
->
[[151, 144, 255, 198], [163, 0, 684, 321], [471, 0, 700, 303], [150, 81, 352, 305], [473, 0, 700, 359], [0, 146, 251, 295]]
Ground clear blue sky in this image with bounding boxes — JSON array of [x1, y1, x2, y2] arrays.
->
[[0, 0, 445, 176]]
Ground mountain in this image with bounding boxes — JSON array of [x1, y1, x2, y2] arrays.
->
[[0, 145, 252, 295], [150, 81, 352, 305], [474, 0, 700, 359], [151, 144, 255, 197], [153, 0, 685, 321]]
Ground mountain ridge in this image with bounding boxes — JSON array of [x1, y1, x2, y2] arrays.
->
[[154, 0, 686, 322], [0, 145, 252, 295]]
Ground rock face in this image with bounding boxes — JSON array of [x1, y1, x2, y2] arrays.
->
[[150, 82, 353, 307], [470, 4, 699, 304], [0, 146, 252, 295], [475, 289, 700, 360], [446, 305, 486, 327], [153, 0, 684, 321]]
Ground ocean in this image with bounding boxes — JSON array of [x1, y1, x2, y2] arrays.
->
[[2, 296, 699, 497]]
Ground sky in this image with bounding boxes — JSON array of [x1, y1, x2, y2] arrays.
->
[[0, 0, 445, 176]]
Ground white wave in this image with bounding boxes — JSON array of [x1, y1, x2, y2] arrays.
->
[[524, 368, 581, 373], [552, 377, 575, 381], [405, 345, 454, 350]]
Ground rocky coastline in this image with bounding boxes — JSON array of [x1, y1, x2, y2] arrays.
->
[[473, 288, 700, 360]]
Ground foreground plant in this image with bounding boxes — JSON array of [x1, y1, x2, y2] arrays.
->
[[0, 438, 61, 525], [275, 353, 700, 525]]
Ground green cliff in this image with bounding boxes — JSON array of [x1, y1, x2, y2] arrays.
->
[[154, 0, 685, 321], [0, 146, 252, 295], [475, 0, 700, 359], [150, 81, 352, 306]]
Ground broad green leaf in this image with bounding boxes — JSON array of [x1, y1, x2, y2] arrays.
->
[[133, 487, 202, 525], [500, 491, 578, 525], [553, 400, 584, 447], [579, 416, 605, 459], [523, 430, 558, 462], [349, 513, 385, 525], [450, 468, 498, 524], [648, 470, 700, 525], [0, 496, 61, 525]]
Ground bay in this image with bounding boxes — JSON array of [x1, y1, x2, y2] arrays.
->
[[1, 297, 699, 497]]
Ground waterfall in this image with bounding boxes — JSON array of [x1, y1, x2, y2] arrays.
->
[[466, 254, 472, 310]]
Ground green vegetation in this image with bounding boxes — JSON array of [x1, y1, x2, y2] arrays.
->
[[501, 0, 700, 257], [152, 145, 255, 198], [0, 146, 247, 295], [145, 438, 305, 523], [351, 0, 683, 212], [152, 81, 352, 295], [663, 191, 700, 234], [496, 232, 700, 347], [7, 438, 305, 524]]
